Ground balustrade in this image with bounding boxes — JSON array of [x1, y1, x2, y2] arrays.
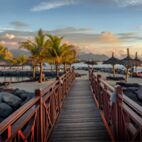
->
[[0, 68, 75, 142], [89, 69, 142, 141]]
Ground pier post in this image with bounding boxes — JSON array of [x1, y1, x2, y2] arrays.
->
[[97, 74, 102, 108], [115, 86, 123, 140], [35, 89, 44, 142]]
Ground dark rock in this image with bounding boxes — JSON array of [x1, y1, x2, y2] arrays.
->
[[116, 82, 141, 87], [0, 92, 22, 109], [0, 103, 13, 118], [0, 117, 4, 122], [0, 94, 2, 102], [107, 76, 125, 81], [14, 89, 27, 100], [135, 87, 142, 101], [21, 93, 34, 106]]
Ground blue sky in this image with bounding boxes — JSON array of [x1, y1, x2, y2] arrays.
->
[[0, 0, 142, 57]]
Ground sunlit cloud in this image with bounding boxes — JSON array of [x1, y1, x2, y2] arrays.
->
[[31, 0, 77, 12], [1, 26, 142, 57], [0, 41, 6, 45], [98, 32, 120, 43], [5, 33, 16, 39]]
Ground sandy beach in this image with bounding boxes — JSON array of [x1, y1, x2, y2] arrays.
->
[[96, 71, 142, 86], [8, 79, 55, 93]]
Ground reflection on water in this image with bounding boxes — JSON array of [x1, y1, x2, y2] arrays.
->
[[0, 77, 30, 82]]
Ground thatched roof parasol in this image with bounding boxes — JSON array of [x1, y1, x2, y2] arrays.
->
[[134, 52, 142, 67], [120, 48, 135, 68], [103, 52, 120, 77], [84, 60, 97, 66], [120, 48, 135, 82], [103, 52, 120, 65]]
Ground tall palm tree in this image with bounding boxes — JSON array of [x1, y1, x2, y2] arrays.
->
[[46, 35, 76, 76], [20, 29, 49, 82]]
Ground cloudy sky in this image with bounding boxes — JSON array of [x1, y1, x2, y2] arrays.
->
[[0, 0, 142, 57]]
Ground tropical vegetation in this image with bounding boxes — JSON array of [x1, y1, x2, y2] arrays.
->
[[0, 29, 77, 83], [20, 29, 77, 82], [0, 44, 13, 61], [45, 34, 76, 76], [20, 29, 50, 82]]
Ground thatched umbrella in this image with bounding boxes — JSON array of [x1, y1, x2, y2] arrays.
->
[[103, 52, 120, 77], [131, 52, 142, 74], [120, 48, 135, 82], [134, 52, 142, 67], [85, 60, 97, 67]]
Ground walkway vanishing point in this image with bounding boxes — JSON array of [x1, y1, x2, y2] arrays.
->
[[0, 68, 142, 142]]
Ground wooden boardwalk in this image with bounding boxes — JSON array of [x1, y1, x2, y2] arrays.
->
[[49, 77, 111, 142]]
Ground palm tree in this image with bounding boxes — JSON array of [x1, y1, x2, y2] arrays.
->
[[0, 44, 13, 69], [9, 55, 28, 70], [17, 55, 28, 70], [20, 29, 49, 82], [0, 44, 13, 60], [61, 45, 76, 72], [46, 35, 76, 76]]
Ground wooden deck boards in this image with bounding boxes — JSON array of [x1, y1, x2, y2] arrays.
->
[[49, 78, 111, 142]]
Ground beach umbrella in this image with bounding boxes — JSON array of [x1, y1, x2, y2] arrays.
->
[[103, 52, 120, 77], [84, 60, 97, 67], [134, 52, 142, 67], [132, 52, 142, 73], [120, 48, 135, 82]]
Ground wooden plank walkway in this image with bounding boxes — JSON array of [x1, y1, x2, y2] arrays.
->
[[49, 77, 111, 142]]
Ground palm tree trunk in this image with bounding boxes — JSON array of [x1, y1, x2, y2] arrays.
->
[[64, 63, 66, 73], [112, 65, 115, 77], [56, 64, 59, 78], [39, 63, 43, 83], [50, 64, 53, 72], [125, 67, 129, 82], [33, 65, 36, 80]]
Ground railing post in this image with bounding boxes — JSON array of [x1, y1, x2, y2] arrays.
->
[[97, 74, 102, 108], [89, 68, 93, 81], [72, 67, 75, 81], [115, 86, 123, 140], [57, 76, 62, 109], [35, 89, 44, 142], [50, 88, 56, 124]]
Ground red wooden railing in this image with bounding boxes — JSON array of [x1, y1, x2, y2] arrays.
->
[[0, 68, 75, 142], [89, 69, 142, 141]]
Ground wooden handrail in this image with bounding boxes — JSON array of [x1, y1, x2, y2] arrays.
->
[[0, 68, 75, 142], [123, 95, 142, 116], [89, 68, 142, 141], [0, 97, 39, 133]]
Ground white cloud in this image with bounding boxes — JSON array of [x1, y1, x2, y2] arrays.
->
[[115, 0, 142, 7], [31, 0, 77, 12], [5, 33, 15, 39]]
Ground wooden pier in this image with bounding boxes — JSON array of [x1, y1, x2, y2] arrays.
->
[[0, 68, 142, 142], [49, 79, 110, 142]]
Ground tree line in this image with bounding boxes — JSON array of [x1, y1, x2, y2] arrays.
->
[[0, 29, 77, 83]]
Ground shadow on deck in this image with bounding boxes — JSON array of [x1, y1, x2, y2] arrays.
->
[[49, 77, 111, 142]]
